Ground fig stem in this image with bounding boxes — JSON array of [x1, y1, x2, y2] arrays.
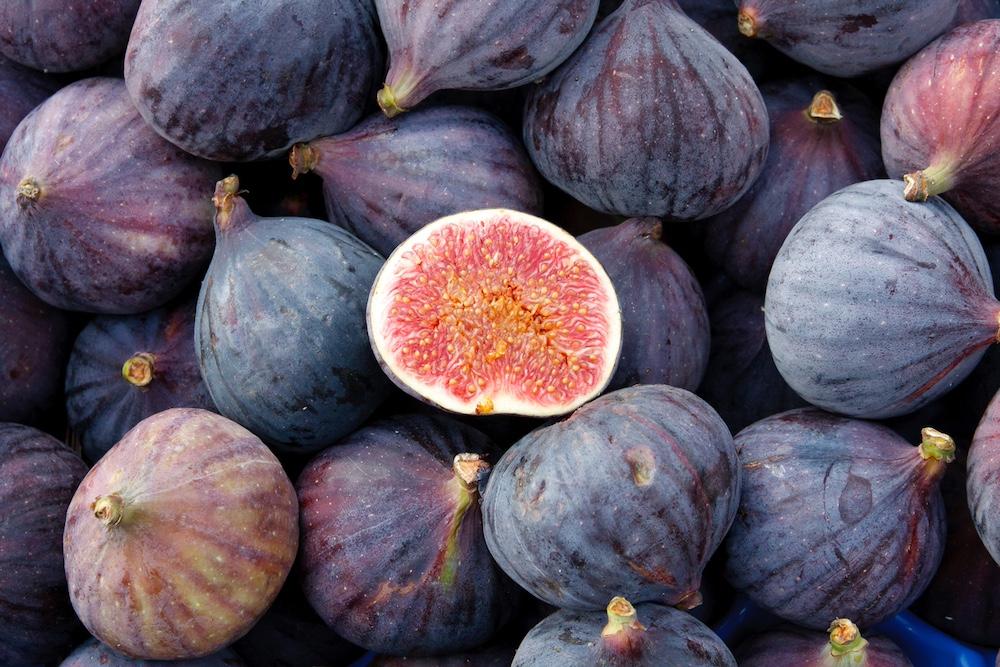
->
[[16, 177, 40, 207], [918, 427, 956, 463], [675, 589, 703, 610], [122, 353, 156, 387], [213, 175, 245, 231], [92, 494, 127, 527], [453, 453, 490, 490], [827, 618, 868, 657], [289, 143, 317, 180], [902, 163, 955, 202], [737, 8, 758, 38], [807, 91, 842, 123], [439, 455, 491, 586], [602, 597, 646, 638], [377, 84, 407, 119]]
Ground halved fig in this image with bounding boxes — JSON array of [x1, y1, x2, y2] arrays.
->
[[367, 209, 622, 417]]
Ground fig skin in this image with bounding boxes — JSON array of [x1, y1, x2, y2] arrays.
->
[[0, 78, 221, 314], [0, 55, 59, 148], [290, 106, 544, 257], [969, 391, 1000, 569], [523, 0, 769, 220], [63, 408, 299, 660], [953, 0, 1000, 25], [735, 622, 911, 667], [60, 638, 244, 666], [125, 0, 382, 161], [482, 384, 740, 610]]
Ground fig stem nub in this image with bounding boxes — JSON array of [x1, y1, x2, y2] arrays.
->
[[122, 353, 155, 387], [807, 91, 842, 123], [16, 177, 40, 208], [903, 163, 955, 202], [377, 84, 407, 118], [918, 427, 956, 463], [92, 494, 126, 527], [453, 453, 490, 490], [737, 8, 758, 38], [827, 618, 868, 657], [289, 143, 318, 180], [213, 175, 242, 230], [602, 597, 646, 638]]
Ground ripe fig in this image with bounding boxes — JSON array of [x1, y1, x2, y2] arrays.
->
[[968, 391, 1000, 569], [371, 642, 515, 667], [523, 0, 769, 220], [60, 638, 243, 666], [0, 56, 58, 149], [953, 0, 1000, 25], [735, 619, 911, 666]]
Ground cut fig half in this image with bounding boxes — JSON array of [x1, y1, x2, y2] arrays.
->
[[367, 208, 622, 417]]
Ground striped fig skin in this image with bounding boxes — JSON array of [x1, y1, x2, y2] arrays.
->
[[60, 638, 244, 666], [764, 179, 1000, 419], [725, 409, 950, 630], [523, 0, 769, 220], [735, 625, 911, 667], [0, 56, 58, 149], [578, 218, 710, 392], [969, 391, 1000, 568], [64, 408, 299, 660], [0, 78, 220, 314], [881, 21, 1000, 233], [482, 385, 740, 610], [0, 424, 87, 666], [298, 414, 517, 655], [291, 106, 544, 257]]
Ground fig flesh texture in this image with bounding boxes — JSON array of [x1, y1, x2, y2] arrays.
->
[[60, 638, 244, 666], [968, 390, 1000, 568], [764, 179, 1000, 419], [523, 0, 769, 220], [289, 105, 544, 257], [298, 414, 517, 655], [125, 0, 382, 161], [375, 0, 598, 116], [482, 384, 740, 610], [63, 408, 299, 660], [196, 176, 391, 454], [367, 208, 622, 418], [0, 77, 220, 314], [725, 409, 952, 629], [735, 619, 911, 667], [881, 20, 1000, 233], [0, 55, 59, 149]]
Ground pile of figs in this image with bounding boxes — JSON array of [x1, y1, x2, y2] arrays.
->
[[2, 1, 1000, 666]]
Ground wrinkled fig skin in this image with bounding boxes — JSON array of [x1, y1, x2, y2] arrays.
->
[[705, 79, 884, 291], [375, 0, 598, 114], [0, 56, 58, 148], [725, 409, 949, 629], [196, 179, 391, 453], [578, 218, 710, 391], [881, 21, 1000, 233], [65, 296, 216, 463], [735, 627, 911, 667], [0, 424, 87, 666], [293, 106, 544, 257], [483, 385, 740, 610], [735, 0, 957, 77], [60, 638, 244, 666], [765, 180, 1000, 419], [523, 0, 769, 220], [969, 391, 1000, 568], [125, 0, 382, 161], [0, 78, 220, 314], [298, 414, 516, 655], [953, 0, 1000, 25]]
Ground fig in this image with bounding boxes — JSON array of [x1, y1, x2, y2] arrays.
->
[[298, 414, 517, 655], [374, 0, 598, 116], [0, 56, 58, 148], [953, 0, 1000, 25], [0, 423, 87, 666], [725, 409, 952, 629], [0, 78, 220, 314], [371, 642, 515, 667], [735, 619, 911, 666], [512, 597, 736, 666], [578, 217, 710, 392], [482, 384, 740, 610], [523, 0, 769, 220], [65, 295, 216, 463], [968, 391, 1000, 569], [125, 0, 382, 161], [881, 20, 1000, 233], [705, 79, 884, 291], [197, 176, 391, 453], [764, 179, 1000, 419], [60, 639, 243, 666], [63, 408, 299, 660], [367, 208, 622, 418], [289, 106, 544, 257], [735, 0, 957, 77]]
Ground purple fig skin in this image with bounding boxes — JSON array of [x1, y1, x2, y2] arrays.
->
[[125, 0, 382, 162], [482, 384, 740, 610], [969, 391, 1000, 569], [735, 624, 911, 667], [523, 0, 769, 220], [298, 414, 517, 656], [0, 78, 220, 314], [371, 641, 515, 667], [374, 0, 598, 116], [881, 20, 1000, 233], [953, 0, 1000, 25], [764, 179, 1000, 419], [290, 106, 544, 257], [60, 638, 244, 666], [735, 0, 957, 77], [0, 423, 87, 666], [0, 55, 58, 149], [705, 79, 884, 291], [725, 409, 951, 630], [577, 218, 710, 392]]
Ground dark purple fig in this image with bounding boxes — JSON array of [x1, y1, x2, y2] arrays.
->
[[0, 423, 87, 666], [953, 0, 1000, 25], [196, 176, 391, 454], [705, 79, 884, 291], [735, 0, 957, 77], [60, 638, 243, 666], [124, 0, 382, 162], [371, 641, 515, 667], [881, 20, 1000, 233], [512, 597, 736, 666], [725, 409, 952, 629], [577, 218, 710, 391], [298, 414, 516, 655], [482, 384, 740, 610], [374, 0, 598, 116], [765, 179, 1000, 419], [969, 391, 1000, 568], [65, 295, 216, 463], [523, 0, 769, 220], [0, 56, 58, 149], [0, 78, 220, 314], [735, 619, 911, 666], [289, 106, 544, 257]]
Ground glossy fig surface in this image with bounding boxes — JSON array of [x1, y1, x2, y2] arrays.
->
[[735, 619, 911, 667]]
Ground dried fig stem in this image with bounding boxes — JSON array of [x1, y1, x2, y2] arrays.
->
[[918, 427, 956, 463], [289, 143, 318, 180], [902, 163, 955, 202], [807, 91, 843, 123], [92, 493, 127, 527], [122, 353, 156, 387], [453, 453, 490, 490], [377, 84, 408, 119], [827, 618, 868, 657], [16, 177, 40, 208], [737, 9, 759, 38], [213, 175, 244, 231], [602, 597, 645, 637]]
